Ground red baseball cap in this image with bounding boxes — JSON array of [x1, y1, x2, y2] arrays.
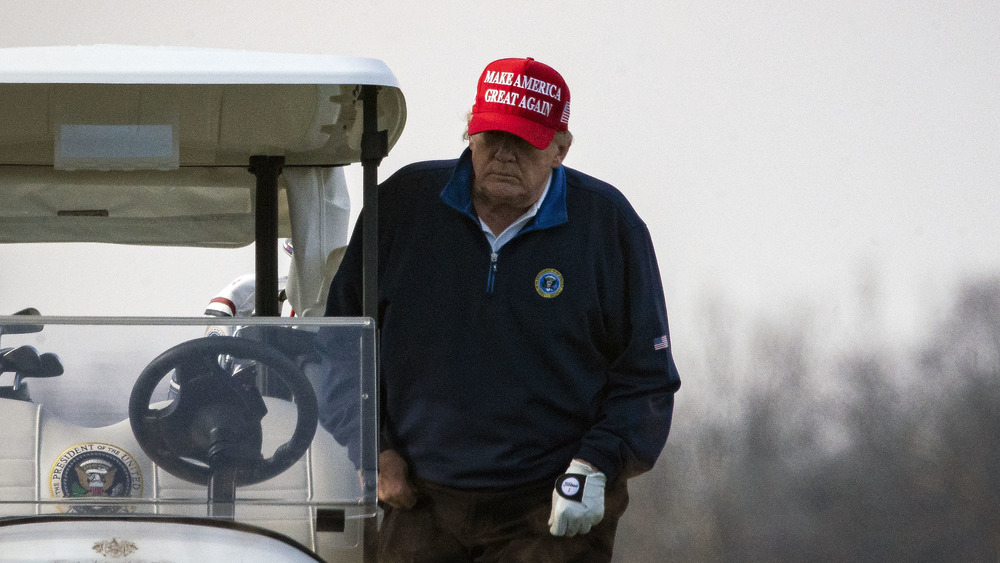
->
[[469, 57, 571, 150]]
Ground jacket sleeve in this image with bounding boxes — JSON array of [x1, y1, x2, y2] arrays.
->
[[575, 223, 681, 483], [315, 219, 365, 467], [316, 214, 398, 467]]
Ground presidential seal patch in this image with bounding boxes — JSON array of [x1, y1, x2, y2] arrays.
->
[[50, 443, 143, 512], [535, 268, 564, 298]]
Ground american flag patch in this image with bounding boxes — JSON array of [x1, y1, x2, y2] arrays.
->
[[560, 101, 571, 124], [653, 335, 669, 351]]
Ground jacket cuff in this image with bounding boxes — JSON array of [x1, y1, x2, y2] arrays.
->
[[574, 445, 620, 484]]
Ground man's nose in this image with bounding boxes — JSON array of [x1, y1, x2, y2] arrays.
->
[[494, 135, 518, 159]]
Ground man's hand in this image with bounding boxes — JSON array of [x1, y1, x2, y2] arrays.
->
[[548, 459, 606, 536], [378, 449, 417, 509]]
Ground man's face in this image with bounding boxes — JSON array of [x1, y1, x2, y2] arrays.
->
[[469, 130, 569, 211]]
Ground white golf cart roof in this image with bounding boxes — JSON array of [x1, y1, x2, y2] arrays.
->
[[0, 44, 404, 86], [0, 44, 405, 247]]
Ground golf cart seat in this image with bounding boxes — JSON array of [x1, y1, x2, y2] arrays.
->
[[0, 398, 151, 516]]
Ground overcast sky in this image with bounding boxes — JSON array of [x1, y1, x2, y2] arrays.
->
[[1, 1, 998, 350]]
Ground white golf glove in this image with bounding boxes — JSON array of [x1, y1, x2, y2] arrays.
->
[[548, 459, 606, 536]]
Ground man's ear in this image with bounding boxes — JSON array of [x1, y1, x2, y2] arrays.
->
[[550, 140, 571, 168]]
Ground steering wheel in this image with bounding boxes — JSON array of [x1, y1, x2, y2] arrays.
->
[[129, 335, 318, 486]]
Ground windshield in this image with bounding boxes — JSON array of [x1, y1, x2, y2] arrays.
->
[[0, 315, 377, 553]]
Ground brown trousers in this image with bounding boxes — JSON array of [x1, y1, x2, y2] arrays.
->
[[376, 477, 629, 563]]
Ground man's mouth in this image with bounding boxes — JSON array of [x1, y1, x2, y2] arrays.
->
[[489, 172, 520, 182]]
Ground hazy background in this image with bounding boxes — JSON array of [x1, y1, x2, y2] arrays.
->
[[1, 2, 998, 560]]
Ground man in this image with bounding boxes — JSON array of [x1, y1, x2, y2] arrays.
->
[[320, 57, 680, 562]]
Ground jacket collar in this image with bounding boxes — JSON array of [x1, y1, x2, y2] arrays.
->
[[440, 148, 568, 232]]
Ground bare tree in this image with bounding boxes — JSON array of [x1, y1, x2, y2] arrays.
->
[[615, 276, 1000, 562]]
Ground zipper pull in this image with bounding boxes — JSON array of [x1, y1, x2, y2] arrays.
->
[[487, 251, 499, 294]]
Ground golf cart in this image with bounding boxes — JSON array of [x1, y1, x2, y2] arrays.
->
[[0, 45, 405, 561]]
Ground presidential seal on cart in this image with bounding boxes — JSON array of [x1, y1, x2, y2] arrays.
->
[[50, 442, 143, 512]]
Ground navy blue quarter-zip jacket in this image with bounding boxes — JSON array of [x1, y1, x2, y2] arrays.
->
[[321, 149, 680, 488]]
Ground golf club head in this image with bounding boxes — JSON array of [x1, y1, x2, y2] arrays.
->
[[10, 352, 63, 395], [22, 352, 64, 378], [0, 308, 44, 338], [0, 345, 41, 373]]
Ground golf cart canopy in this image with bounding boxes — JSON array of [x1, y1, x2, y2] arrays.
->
[[0, 44, 406, 247]]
